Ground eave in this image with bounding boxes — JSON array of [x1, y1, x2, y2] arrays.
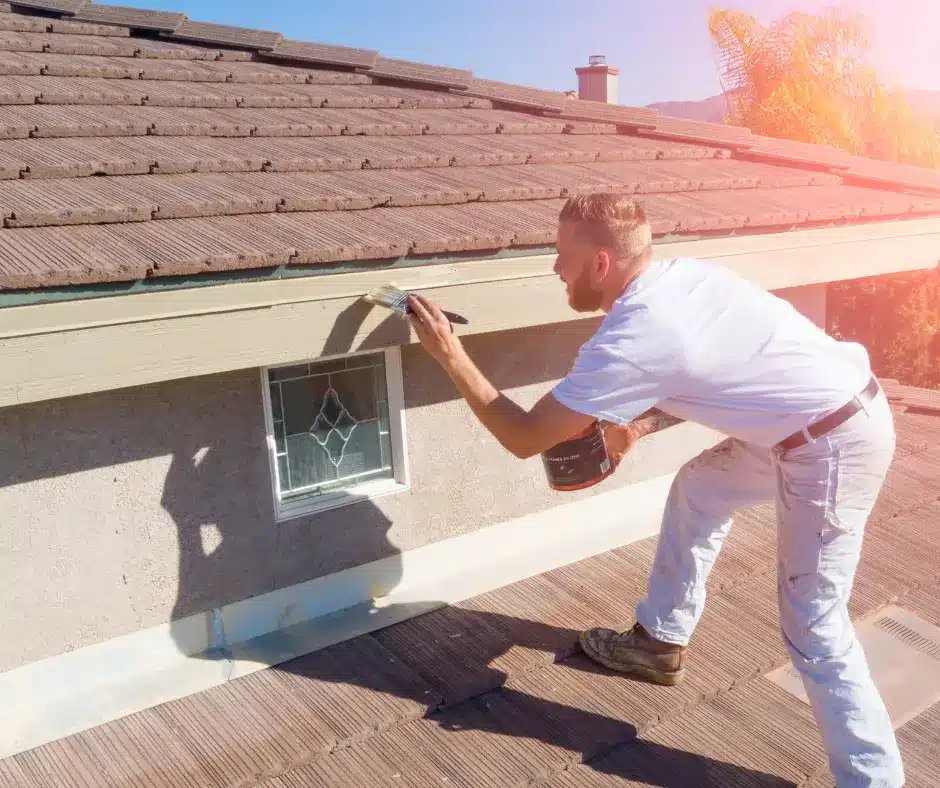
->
[[1, 216, 939, 409]]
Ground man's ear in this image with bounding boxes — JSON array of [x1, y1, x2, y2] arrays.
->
[[594, 248, 613, 281]]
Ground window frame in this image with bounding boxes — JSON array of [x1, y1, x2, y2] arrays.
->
[[261, 346, 410, 521]]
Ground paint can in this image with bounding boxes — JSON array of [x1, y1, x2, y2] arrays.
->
[[541, 420, 616, 492]]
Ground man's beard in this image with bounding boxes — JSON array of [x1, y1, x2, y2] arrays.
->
[[566, 271, 604, 313]]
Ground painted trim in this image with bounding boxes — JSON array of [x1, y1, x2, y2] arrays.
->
[[1, 217, 939, 408], [0, 468, 679, 761], [260, 346, 411, 521]]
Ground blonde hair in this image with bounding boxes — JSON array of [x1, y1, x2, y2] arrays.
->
[[559, 194, 653, 260]]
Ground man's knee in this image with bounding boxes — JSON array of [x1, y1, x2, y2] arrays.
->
[[670, 439, 741, 510], [780, 603, 855, 664]]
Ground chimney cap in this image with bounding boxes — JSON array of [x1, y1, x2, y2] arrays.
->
[[588, 54, 607, 66]]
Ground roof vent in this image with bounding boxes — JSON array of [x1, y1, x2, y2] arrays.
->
[[766, 605, 940, 729]]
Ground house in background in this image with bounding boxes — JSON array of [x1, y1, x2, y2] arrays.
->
[[1, 0, 939, 760]]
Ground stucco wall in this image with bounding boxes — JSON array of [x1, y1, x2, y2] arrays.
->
[[0, 317, 719, 672]]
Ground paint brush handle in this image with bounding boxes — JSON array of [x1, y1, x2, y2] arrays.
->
[[440, 309, 469, 325], [403, 302, 469, 325]]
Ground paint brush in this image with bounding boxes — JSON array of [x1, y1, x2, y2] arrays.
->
[[363, 284, 469, 325]]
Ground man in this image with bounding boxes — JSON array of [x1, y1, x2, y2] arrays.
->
[[407, 193, 903, 787]]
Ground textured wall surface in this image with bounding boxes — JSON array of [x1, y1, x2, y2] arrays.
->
[[0, 282, 825, 671]]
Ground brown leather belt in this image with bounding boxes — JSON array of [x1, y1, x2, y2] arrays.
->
[[775, 377, 881, 452]]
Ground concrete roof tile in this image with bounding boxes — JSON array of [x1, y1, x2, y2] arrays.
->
[[144, 106, 256, 136], [31, 73, 149, 104], [559, 99, 659, 129], [463, 77, 568, 112], [135, 57, 230, 82], [105, 214, 293, 275], [0, 14, 50, 34], [0, 174, 155, 225], [49, 18, 130, 36], [369, 56, 472, 90], [166, 19, 282, 50], [640, 115, 755, 147], [0, 29, 45, 52], [0, 222, 147, 287], [11, 0, 87, 14], [12, 135, 155, 177], [268, 38, 378, 69], [39, 31, 138, 55], [40, 51, 141, 78], [131, 36, 222, 60], [71, 3, 186, 32]]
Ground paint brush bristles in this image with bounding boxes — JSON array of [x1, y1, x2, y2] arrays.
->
[[363, 284, 469, 324]]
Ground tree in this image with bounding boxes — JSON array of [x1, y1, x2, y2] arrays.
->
[[709, 6, 940, 388]]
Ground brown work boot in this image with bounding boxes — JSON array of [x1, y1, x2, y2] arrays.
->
[[579, 622, 686, 685]]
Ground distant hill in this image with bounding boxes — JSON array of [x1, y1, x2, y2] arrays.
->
[[647, 90, 940, 125], [646, 94, 730, 123]]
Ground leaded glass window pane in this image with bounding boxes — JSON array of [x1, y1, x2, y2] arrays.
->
[[268, 352, 394, 500]]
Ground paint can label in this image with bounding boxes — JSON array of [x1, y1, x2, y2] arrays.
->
[[541, 421, 615, 492]]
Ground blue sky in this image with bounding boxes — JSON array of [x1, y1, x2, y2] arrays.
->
[[122, 0, 939, 107]]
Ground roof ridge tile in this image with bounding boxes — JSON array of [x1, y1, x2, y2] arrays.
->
[[12, 0, 88, 14], [369, 56, 471, 90], [267, 39, 377, 70], [72, 3, 185, 32], [163, 19, 282, 51]]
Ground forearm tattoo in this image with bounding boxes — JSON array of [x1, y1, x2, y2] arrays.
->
[[633, 408, 685, 438]]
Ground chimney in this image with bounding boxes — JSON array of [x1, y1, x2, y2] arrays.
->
[[575, 55, 619, 103]]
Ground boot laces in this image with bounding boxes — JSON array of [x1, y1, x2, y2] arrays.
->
[[618, 621, 644, 640]]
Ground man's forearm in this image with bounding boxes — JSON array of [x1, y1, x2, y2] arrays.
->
[[442, 350, 681, 452], [631, 408, 685, 439], [442, 348, 535, 458]]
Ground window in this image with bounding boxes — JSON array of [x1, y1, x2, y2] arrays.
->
[[262, 347, 409, 520]]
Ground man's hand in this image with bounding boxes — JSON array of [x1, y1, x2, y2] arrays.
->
[[407, 293, 465, 369], [602, 421, 640, 464]]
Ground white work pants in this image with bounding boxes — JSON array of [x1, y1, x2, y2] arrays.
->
[[635, 388, 904, 788]]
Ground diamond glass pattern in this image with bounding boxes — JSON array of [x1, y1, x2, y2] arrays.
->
[[334, 410, 357, 440], [269, 352, 393, 499], [320, 388, 344, 425]]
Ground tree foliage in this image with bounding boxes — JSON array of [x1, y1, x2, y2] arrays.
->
[[709, 6, 940, 388]]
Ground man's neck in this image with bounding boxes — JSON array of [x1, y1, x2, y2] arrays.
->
[[601, 254, 654, 312]]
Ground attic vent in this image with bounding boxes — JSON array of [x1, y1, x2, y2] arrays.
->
[[765, 605, 940, 729], [874, 615, 940, 662]]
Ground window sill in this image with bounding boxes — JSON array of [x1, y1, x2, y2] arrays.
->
[[275, 477, 410, 522]]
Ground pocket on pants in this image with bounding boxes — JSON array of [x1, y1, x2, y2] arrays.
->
[[826, 438, 894, 540]]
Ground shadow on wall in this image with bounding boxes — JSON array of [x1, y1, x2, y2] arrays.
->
[[320, 296, 607, 407], [156, 308, 794, 786], [160, 304, 607, 623]]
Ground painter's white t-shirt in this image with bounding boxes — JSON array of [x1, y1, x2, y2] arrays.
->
[[552, 256, 873, 447]]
